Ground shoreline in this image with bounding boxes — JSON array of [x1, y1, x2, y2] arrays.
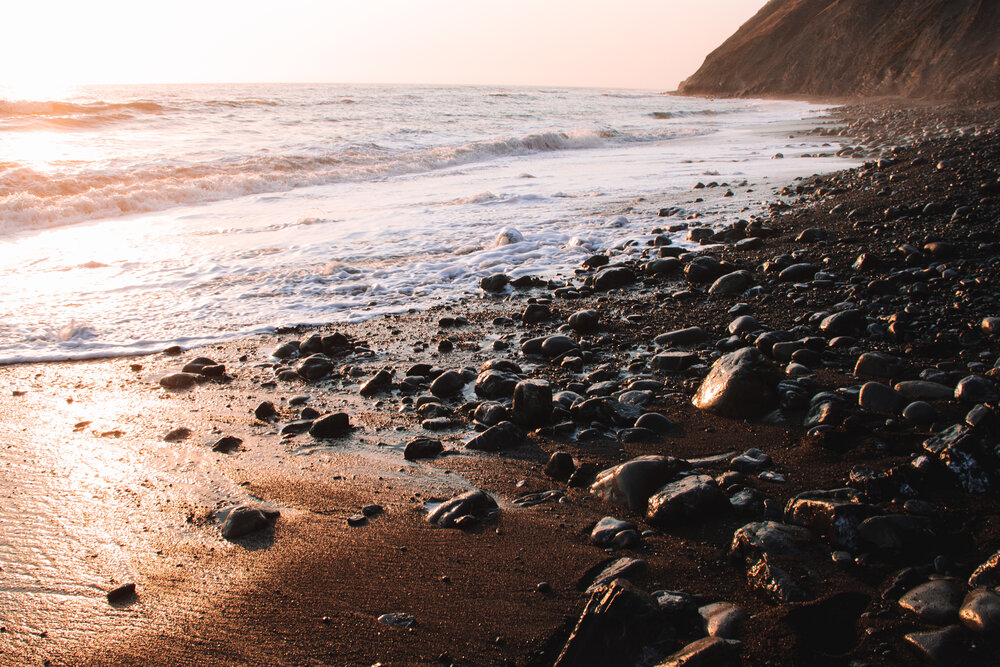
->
[[4, 102, 1000, 666]]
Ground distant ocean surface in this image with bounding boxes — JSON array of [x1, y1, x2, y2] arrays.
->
[[0, 83, 851, 363]]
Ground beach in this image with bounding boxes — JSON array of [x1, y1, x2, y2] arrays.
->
[[3, 97, 1000, 666]]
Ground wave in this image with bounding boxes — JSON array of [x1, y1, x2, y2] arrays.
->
[[0, 99, 166, 118], [0, 126, 689, 234]]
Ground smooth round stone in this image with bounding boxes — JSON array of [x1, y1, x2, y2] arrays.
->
[[899, 579, 964, 624], [540, 335, 578, 357], [954, 375, 997, 403], [728, 315, 759, 336], [634, 412, 675, 434], [591, 516, 636, 546], [786, 362, 811, 376], [959, 588, 1000, 633], [429, 370, 465, 398], [568, 309, 600, 333], [903, 401, 936, 425], [859, 381, 903, 414], [159, 372, 200, 389], [698, 602, 747, 639]]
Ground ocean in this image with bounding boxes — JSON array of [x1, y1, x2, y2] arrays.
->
[[0, 83, 852, 363]]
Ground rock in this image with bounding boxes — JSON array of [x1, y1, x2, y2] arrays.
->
[[730, 448, 771, 474], [895, 380, 954, 401], [474, 370, 518, 399], [959, 588, 1000, 633], [494, 227, 523, 246], [698, 602, 746, 639], [692, 348, 781, 418], [571, 397, 642, 426], [593, 266, 635, 291], [553, 579, 664, 667], [591, 455, 690, 511], [569, 309, 600, 333], [511, 379, 552, 428], [427, 489, 498, 528], [634, 412, 676, 434], [783, 488, 871, 550], [308, 412, 351, 439], [654, 326, 707, 347], [778, 263, 817, 282], [464, 421, 522, 452], [922, 425, 990, 493], [903, 401, 936, 425], [159, 373, 200, 389], [858, 381, 904, 414], [857, 514, 936, 554], [854, 352, 903, 378], [522, 303, 551, 323], [954, 375, 997, 404], [728, 315, 759, 336], [360, 369, 393, 396], [899, 579, 964, 624], [163, 427, 191, 442], [645, 258, 682, 275], [709, 270, 753, 295], [965, 404, 1000, 434], [591, 517, 637, 547], [220, 505, 279, 540], [646, 475, 727, 527], [729, 521, 816, 566], [651, 351, 698, 372], [541, 335, 579, 357], [297, 354, 334, 381], [403, 437, 443, 461], [584, 557, 648, 593], [480, 273, 509, 292], [429, 370, 465, 398], [685, 256, 727, 284], [819, 310, 865, 337], [211, 435, 243, 453], [904, 626, 968, 666], [254, 401, 278, 422], [474, 401, 508, 427], [377, 612, 416, 628], [106, 583, 137, 605], [271, 341, 299, 359], [747, 555, 811, 603], [968, 550, 1000, 588], [656, 636, 741, 667], [545, 451, 576, 480], [582, 254, 610, 269]]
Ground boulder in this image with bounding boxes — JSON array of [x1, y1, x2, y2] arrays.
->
[[692, 348, 781, 418], [646, 475, 727, 527], [591, 455, 690, 512], [511, 379, 552, 428]]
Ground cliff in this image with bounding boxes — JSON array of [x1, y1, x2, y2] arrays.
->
[[679, 0, 1000, 102]]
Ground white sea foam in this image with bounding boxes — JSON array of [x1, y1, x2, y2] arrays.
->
[[0, 83, 856, 364]]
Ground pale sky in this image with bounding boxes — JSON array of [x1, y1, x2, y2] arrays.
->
[[2, 1, 768, 91]]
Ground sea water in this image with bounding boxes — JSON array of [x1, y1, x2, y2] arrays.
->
[[0, 83, 854, 363]]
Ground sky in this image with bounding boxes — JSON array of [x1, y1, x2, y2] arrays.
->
[[1, 0, 769, 92]]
